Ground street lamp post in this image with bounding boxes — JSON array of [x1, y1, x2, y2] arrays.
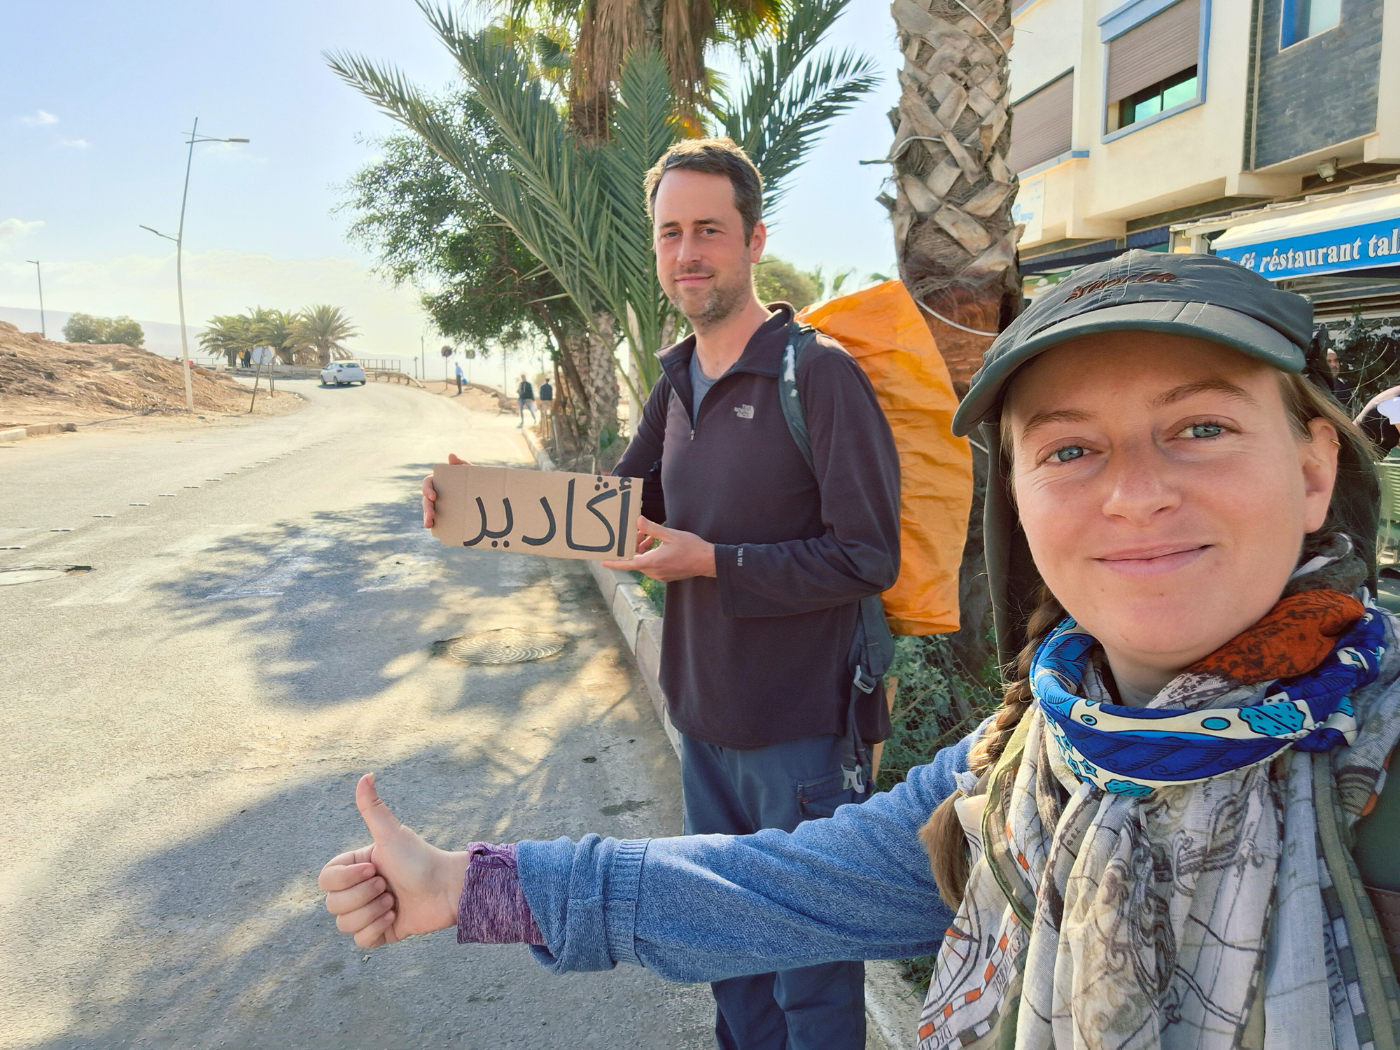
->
[[140, 117, 248, 413], [23, 260, 45, 338]]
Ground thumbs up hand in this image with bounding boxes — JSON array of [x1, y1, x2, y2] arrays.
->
[[317, 773, 471, 949]]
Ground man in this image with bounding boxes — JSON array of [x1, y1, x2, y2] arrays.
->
[[454, 360, 464, 395], [516, 374, 536, 427], [418, 138, 900, 1048], [600, 138, 900, 1050]]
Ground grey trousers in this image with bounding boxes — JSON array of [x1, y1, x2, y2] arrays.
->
[[679, 731, 867, 1050]]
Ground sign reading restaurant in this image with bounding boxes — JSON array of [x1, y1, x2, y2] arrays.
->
[[1216, 216, 1400, 279]]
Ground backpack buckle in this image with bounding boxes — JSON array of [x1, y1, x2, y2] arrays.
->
[[852, 664, 877, 695]]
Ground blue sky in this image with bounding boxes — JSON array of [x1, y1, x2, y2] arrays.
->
[[0, 0, 902, 359]]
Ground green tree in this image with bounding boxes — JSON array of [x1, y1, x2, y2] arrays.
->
[[199, 314, 255, 366], [294, 305, 360, 366], [753, 257, 820, 310], [63, 313, 145, 348], [341, 103, 596, 447], [328, 0, 877, 450], [247, 307, 307, 365]]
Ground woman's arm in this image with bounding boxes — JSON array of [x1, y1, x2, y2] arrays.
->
[[518, 733, 971, 982]]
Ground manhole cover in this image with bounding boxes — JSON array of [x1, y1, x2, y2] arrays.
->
[[436, 628, 567, 665], [0, 565, 92, 586]]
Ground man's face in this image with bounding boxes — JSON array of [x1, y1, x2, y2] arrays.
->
[[652, 169, 766, 331]]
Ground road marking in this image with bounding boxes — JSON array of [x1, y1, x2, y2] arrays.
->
[[94, 514, 114, 518], [130, 503, 149, 506], [158, 493, 176, 497], [50, 528, 253, 606], [51, 528, 72, 532]]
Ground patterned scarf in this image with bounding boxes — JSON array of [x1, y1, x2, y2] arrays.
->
[[918, 537, 1400, 1050]]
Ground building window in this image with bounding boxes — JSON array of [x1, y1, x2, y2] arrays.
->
[[1118, 66, 1199, 129], [1104, 0, 1203, 135], [1281, 0, 1341, 48], [1007, 71, 1075, 174]]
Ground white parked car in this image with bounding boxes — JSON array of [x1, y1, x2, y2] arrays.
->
[[320, 362, 366, 386]]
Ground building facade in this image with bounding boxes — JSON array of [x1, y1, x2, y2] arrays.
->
[[1007, 0, 1400, 320]]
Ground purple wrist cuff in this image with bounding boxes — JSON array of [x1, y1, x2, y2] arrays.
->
[[456, 843, 545, 946]]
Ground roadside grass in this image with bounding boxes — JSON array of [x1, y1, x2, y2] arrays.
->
[[633, 571, 665, 613], [877, 633, 1001, 989]]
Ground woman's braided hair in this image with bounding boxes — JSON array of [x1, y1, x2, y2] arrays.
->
[[919, 369, 1376, 911]]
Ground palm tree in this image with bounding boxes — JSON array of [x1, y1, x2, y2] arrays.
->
[[241, 307, 307, 366], [885, 0, 1019, 385], [501, 0, 783, 137], [200, 314, 255, 367], [327, 0, 876, 451], [884, 0, 1020, 674], [295, 305, 360, 366]]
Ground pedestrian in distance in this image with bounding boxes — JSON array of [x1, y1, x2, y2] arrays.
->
[[517, 374, 536, 427], [454, 360, 464, 396], [538, 377, 553, 436], [329, 252, 1400, 1050]]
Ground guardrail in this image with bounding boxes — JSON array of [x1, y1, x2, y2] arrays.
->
[[364, 367, 421, 388]]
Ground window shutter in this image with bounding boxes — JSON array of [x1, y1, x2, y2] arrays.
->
[[1106, 0, 1200, 105], [1007, 72, 1074, 174]]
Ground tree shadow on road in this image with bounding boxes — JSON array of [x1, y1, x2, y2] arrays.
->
[[17, 730, 706, 1050], [142, 465, 610, 715]]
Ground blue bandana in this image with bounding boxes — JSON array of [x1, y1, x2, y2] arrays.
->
[[1030, 607, 1387, 796]]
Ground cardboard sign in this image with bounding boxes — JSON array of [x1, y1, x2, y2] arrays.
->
[[431, 464, 643, 562]]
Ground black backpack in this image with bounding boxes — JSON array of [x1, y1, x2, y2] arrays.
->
[[777, 319, 895, 796]]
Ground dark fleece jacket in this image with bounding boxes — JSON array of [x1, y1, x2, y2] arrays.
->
[[614, 306, 901, 749]]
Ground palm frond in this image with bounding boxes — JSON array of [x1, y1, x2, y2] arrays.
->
[[717, 0, 879, 211]]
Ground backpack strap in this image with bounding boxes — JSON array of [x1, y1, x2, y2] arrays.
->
[[779, 322, 819, 475], [777, 319, 894, 797]]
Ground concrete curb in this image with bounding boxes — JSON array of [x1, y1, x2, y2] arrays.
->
[[1, 422, 78, 442], [519, 425, 917, 1050]]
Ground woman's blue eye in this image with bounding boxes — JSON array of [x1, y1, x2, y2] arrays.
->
[[1051, 446, 1085, 462], [1187, 423, 1224, 439]]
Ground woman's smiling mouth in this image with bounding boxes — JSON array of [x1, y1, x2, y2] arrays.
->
[[1095, 544, 1212, 577]]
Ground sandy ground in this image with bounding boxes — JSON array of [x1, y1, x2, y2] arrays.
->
[[0, 321, 301, 433]]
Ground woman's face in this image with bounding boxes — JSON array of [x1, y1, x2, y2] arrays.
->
[[1003, 333, 1339, 694]]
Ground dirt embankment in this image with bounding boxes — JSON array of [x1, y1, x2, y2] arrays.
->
[[0, 322, 300, 429]]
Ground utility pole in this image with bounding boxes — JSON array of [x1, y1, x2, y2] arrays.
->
[[24, 260, 45, 338], [141, 118, 248, 413]]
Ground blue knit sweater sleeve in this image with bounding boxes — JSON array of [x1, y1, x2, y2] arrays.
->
[[515, 734, 972, 982]]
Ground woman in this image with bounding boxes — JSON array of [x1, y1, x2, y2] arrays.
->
[[319, 253, 1400, 1049]]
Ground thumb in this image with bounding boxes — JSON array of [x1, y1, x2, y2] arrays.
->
[[637, 516, 674, 542], [355, 773, 403, 843], [447, 452, 467, 465]]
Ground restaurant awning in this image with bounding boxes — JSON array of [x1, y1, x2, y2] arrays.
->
[[1210, 187, 1400, 280]]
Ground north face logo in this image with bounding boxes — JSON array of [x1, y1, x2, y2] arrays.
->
[[734, 404, 754, 419]]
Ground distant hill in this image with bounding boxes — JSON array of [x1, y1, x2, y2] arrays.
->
[[0, 306, 207, 362]]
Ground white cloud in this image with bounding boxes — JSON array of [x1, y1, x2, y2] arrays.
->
[[20, 110, 60, 126], [56, 137, 90, 149], [0, 218, 44, 244]]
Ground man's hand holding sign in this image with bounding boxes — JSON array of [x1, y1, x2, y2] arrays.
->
[[600, 516, 715, 581], [421, 455, 714, 580]]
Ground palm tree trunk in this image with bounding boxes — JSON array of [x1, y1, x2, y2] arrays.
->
[[888, 0, 1020, 386], [888, 0, 1021, 673]]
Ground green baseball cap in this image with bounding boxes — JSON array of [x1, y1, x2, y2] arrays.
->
[[951, 251, 1313, 436]]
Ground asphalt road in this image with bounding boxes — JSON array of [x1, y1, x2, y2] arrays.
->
[[0, 380, 715, 1049]]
